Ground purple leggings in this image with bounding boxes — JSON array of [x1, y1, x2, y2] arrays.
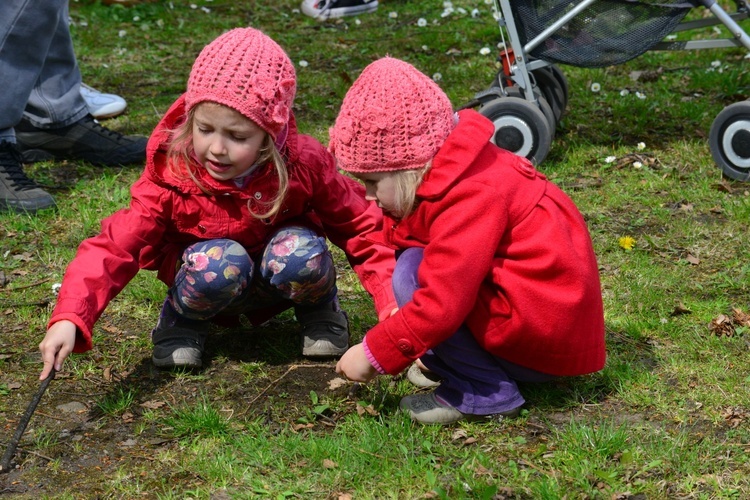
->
[[169, 226, 336, 320], [393, 248, 556, 415]]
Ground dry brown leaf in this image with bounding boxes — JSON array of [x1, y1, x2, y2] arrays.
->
[[323, 459, 338, 469], [710, 314, 735, 337], [714, 181, 733, 193], [327, 377, 347, 390], [451, 429, 468, 441], [140, 400, 167, 409], [732, 308, 750, 327], [292, 423, 314, 432], [685, 254, 700, 265], [671, 303, 692, 316], [721, 407, 748, 428]]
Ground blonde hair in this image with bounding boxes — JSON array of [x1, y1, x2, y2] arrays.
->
[[166, 102, 290, 221], [385, 163, 431, 219]]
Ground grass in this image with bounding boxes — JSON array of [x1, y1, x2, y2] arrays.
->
[[1, 0, 750, 498]]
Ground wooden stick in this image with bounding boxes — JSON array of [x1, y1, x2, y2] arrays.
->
[[0, 369, 56, 473]]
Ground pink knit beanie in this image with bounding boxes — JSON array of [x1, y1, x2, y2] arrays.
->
[[329, 57, 454, 173], [185, 27, 296, 139]]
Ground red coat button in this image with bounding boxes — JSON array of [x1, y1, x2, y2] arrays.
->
[[397, 339, 413, 354]]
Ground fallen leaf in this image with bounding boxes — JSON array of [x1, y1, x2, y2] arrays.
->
[[670, 304, 692, 316], [732, 308, 750, 327], [323, 459, 338, 469], [462, 437, 478, 446], [710, 314, 735, 337], [714, 182, 733, 193], [140, 400, 166, 409], [685, 254, 700, 265], [292, 423, 314, 432], [721, 407, 748, 428], [328, 377, 347, 390], [451, 429, 468, 441]]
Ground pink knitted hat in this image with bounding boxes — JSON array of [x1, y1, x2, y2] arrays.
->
[[185, 27, 296, 139], [329, 57, 454, 173]]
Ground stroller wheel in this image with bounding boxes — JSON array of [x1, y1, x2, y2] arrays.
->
[[531, 66, 567, 125], [547, 65, 569, 113], [505, 86, 556, 140], [478, 96, 553, 166], [709, 100, 750, 181]]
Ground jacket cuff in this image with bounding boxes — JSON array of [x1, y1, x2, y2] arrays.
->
[[362, 337, 387, 374]]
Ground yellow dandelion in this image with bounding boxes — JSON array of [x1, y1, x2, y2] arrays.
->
[[618, 236, 636, 251]]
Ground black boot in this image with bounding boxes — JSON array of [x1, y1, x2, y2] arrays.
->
[[0, 141, 56, 213], [151, 300, 208, 369], [16, 115, 147, 166], [296, 299, 349, 358]]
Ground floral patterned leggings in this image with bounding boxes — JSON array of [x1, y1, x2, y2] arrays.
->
[[169, 226, 336, 320]]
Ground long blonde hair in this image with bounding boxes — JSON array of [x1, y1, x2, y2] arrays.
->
[[386, 163, 431, 219], [166, 102, 290, 221]]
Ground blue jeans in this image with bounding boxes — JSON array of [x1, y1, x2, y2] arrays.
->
[[169, 226, 337, 320], [393, 248, 557, 415], [0, 0, 87, 142]]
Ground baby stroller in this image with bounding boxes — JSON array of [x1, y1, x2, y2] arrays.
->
[[467, 0, 750, 180]]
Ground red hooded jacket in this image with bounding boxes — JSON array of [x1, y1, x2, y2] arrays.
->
[[364, 109, 605, 377], [48, 95, 396, 353]]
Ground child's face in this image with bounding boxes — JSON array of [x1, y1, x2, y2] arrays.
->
[[356, 171, 398, 214], [192, 102, 267, 181]]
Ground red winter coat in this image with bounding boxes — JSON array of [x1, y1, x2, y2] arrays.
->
[[364, 109, 605, 377], [49, 95, 396, 353]]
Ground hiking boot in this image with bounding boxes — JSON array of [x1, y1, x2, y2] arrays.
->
[[0, 141, 56, 214], [301, 0, 378, 19], [406, 363, 441, 388], [80, 83, 127, 120], [15, 114, 147, 166], [399, 392, 521, 425], [296, 304, 349, 357], [151, 301, 208, 369]]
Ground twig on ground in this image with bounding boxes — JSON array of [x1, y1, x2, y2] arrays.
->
[[243, 363, 332, 410], [0, 278, 51, 294], [0, 369, 56, 473]]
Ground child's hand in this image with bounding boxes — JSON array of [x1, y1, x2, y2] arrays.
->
[[39, 320, 77, 380], [336, 343, 378, 382]]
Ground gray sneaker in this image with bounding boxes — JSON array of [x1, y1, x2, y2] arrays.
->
[[399, 392, 521, 425], [0, 141, 56, 214], [296, 306, 349, 358], [15, 114, 147, 166], [406, 363, 441, 388], [151, 301, 208, 369], [151, 324, 207, 369]]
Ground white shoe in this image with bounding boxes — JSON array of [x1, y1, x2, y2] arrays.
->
[[301, 0, 378, 20], [80, 83, 127, 119]]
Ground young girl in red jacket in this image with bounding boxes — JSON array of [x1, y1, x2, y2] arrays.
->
[[38, 28, 396, 379], [331, 57, 606, 425]]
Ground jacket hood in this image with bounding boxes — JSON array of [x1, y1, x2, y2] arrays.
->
[[144, 93, 300, 195], [416, 109, 503, 200]]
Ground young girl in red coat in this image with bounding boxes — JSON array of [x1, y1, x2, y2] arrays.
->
[[38, 28, 396, 379], [331, 57, 606, 425]]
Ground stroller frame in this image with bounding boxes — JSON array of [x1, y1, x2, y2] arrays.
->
[[471, 0, 750, 179]]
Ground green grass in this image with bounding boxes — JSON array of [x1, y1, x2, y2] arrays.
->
[[2, 0, 750, 498]]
